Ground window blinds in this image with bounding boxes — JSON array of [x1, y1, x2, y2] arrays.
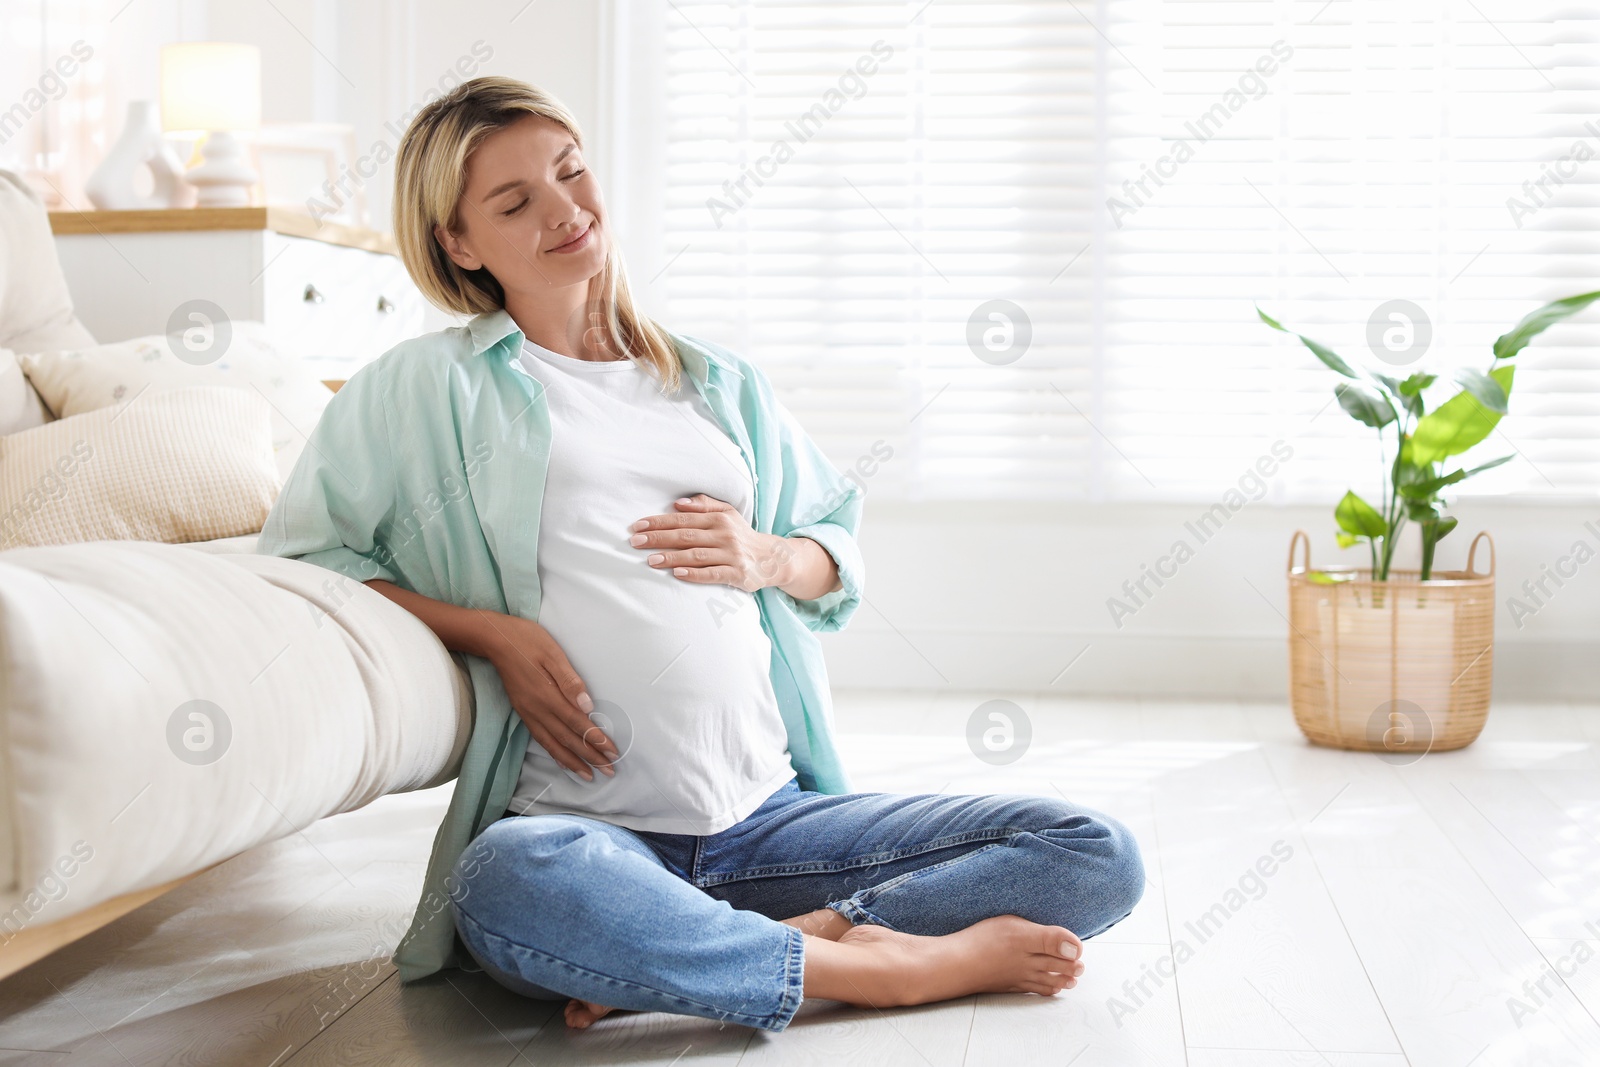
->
[[644, 0, 1600, 502]]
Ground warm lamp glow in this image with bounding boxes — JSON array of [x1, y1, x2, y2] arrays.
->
[[160, 43, 261, 134]]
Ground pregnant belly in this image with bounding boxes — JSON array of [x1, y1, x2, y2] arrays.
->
[[527, 559, 785, 798], [534, 558, 776, 713]]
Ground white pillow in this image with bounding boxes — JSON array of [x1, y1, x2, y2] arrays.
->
[[0, 385, 280, 549], [17, 322, 332, 481], [0, 348, 51, 436], [0, 168, 98, 356]]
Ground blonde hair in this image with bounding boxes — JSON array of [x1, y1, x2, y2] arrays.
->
[[393, 75, 681, 391]]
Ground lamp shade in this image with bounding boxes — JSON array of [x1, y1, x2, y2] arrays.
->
[[160, 43, 261, 133]]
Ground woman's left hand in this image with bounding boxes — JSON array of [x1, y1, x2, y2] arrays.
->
[[629, 494, 796, 592]]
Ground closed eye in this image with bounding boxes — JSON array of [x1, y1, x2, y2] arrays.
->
[[499, 171, 582, 216]]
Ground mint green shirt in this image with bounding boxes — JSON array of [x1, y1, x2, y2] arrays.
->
[[256, 308, 864, 982]]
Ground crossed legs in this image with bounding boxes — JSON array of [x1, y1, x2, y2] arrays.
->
[[450, 785, 1144, 1033]]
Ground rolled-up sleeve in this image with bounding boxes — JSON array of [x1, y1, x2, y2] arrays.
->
[[782, 517, 864, 631], [256, 363, 401, 586], [764, 384, 866, 633]]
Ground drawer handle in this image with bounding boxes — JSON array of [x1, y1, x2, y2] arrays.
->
[[377, 295, 396, 314], [303, 284, 325, 304]]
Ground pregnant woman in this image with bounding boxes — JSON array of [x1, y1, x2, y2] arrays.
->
[[259, 75, 1144, 1034]]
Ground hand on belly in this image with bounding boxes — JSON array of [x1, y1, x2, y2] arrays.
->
[[484, 613, 620, 782], [628, 492, 793, 592]]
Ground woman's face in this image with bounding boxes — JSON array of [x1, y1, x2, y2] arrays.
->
[[434, 113, 607, 296]]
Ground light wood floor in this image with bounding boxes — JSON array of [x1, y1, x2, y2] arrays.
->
[[2, 694, 1597, 1066]]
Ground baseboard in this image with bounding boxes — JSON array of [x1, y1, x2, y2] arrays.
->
[[820, 630, 1599, 701]]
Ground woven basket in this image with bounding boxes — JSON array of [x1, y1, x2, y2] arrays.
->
[[1285, 529, 1495, 754]]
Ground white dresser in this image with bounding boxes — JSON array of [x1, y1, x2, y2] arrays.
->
[[48, 207, 462, 382]]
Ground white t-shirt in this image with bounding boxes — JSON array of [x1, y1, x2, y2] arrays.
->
[[506, 339, 795, 834]]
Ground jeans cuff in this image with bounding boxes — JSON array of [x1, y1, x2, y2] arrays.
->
[[826, 897, 895, 930], [766, 923, 807, 1031]]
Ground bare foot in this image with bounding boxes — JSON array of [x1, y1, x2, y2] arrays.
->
[[564, 997, 615, 1029], [565, 912, 1079, 1028], [781, 906, 854, 941], [808, 914, 1085, 1007]]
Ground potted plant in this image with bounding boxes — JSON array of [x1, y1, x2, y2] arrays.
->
[[1257, 291, 1600, 755]]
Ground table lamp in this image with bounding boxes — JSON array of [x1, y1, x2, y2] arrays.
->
[[160, 43, 262, 208]]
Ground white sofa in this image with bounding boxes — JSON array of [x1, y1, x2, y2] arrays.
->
[[0, 169, 473, 976]]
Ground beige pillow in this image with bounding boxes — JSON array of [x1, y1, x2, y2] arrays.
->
[[17, 322, 332, 482], [0, 386, 280, 550]]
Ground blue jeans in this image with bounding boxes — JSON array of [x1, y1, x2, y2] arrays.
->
[[448, 775, 1144, 1033]]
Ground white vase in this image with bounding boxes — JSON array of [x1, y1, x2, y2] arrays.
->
[[85, 100, 192, 210]]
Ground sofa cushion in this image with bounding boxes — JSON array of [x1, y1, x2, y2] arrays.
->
[[0, 168, 96, 357], [0, 349, 51, 436]]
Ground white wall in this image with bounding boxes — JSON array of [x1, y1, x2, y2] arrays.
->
[[821, 498, 1599, 700]]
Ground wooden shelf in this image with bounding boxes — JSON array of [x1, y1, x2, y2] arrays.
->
[[47, 206, 398, 257]]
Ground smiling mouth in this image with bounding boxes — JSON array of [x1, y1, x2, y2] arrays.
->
[[549, 222, 593, 253]]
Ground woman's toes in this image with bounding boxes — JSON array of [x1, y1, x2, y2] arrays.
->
[[1040, 959, 1085, 978], [1042, 967, 1078, 989], [1047, 926, 1083, 962], [1034, 956, 1083, 979], [564, 998, 615, 1028]]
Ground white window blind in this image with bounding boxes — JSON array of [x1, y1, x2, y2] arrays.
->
[[1102, 0, 1600, 501], [633, 0, 1600, 502]]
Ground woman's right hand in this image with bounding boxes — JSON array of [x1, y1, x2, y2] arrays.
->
[[484, 614, 619, 781], [360, 580, 619, 781]]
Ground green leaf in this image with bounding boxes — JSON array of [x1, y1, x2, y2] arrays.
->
[[1460, 454, 1515, 479], [1454, 368, 1509, 414], [1399, 467, 1463, 499], [1335, 490, 1388, 538], [1395, 455, 1435, 493], [1302, 336, 1360, 379], [1256, 306, 1286, 331], [1404, 498, 1441, 523], [1307, 569, 1355, 584], [1397, 454, 1514, 499], [1409, 365, 1515, 464], [1371, 373, 1404, 397], [1335, 531, 1361, 549], [1335, 381, 1397, 428], [1369, 372, 1423, 416], [1398, 373, 1436, 397], [1431, 516, 1459, 542], [1493, 290, 1600, 361], [1258, 306, 1360, 378]]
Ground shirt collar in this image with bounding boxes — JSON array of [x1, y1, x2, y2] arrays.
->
[[466, 307, 742, 383]]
